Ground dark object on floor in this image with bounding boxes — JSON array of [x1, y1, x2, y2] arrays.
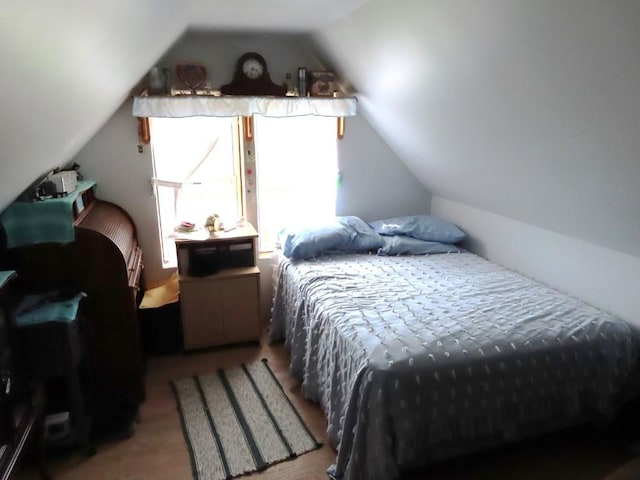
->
[[139, 301, 182, 355], [602, 395, 640, 443], [604, 456, 640, 480], [89, 394, 138, 444], [172, 359, 321, 480]]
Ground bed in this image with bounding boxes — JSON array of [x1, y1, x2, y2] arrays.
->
[[269, 247, 639, 480]]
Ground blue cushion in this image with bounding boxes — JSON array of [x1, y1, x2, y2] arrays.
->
[[15, 292, 85, 327], [336, 216, 384, 252], [279, 221, 354, 259], [377, 235, 462, 256], [369, 214, 465, 244]]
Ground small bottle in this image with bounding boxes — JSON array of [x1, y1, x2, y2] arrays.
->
[[297, 68, 307, 97], [285, 73, 295, 96]]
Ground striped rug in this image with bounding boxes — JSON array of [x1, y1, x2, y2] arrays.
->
[[172, 359, 322, 480]]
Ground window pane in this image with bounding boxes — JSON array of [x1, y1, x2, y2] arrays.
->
[[254, 115, 337, 251], [150, 117, 241, 267]]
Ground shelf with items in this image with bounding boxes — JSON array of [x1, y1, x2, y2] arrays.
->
[[174, 224, 259, 277], [0, 180, 97, 251], [141, 52, 346, 97]]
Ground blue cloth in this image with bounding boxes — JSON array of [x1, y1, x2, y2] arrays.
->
[[369, 214, 466, 244], [336, 216, 384, 252], [0, 270, 16, 290], [279, 221, 354, 259], [0, 179, 96, 248], [15, 292, 85, 327]]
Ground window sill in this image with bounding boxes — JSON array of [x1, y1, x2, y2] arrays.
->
[[259, 251, 274, 261]]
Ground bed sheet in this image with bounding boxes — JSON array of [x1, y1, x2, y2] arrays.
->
[[269, 251, 639, 480]]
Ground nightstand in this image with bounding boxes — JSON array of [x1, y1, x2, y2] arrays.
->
[[175, 225, 260, 350]]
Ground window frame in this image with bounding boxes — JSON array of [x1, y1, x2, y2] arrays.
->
[[149, 116, 245, 267], [149, 114, 339, 266]]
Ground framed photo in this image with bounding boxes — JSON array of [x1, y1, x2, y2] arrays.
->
[[309, 71, 336, 97]]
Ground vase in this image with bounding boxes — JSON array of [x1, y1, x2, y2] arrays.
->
[[148, 67, 171, 95]]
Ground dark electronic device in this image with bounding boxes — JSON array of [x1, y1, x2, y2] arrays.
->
[[187, 241, 254, 277]]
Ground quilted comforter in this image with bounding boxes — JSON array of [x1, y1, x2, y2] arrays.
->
[[269, 251, 639, 480]]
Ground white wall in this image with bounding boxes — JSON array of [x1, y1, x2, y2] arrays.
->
[[315, 0, 640, 258], [187, 0, 371, 32], [71, 100, 159, 275], [0, 0, 187, 211], [337, 114, 429, 221], [432, 197, 640, 327], [73, 31, 429, 283]]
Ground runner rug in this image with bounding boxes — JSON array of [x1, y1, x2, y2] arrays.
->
[[171, 359, 322, 480]]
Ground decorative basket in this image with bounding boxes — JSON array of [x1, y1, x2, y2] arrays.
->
[[176, 62, 207, 93]]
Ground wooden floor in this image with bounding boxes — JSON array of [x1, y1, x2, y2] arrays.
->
[[18, 327, 640, 480]]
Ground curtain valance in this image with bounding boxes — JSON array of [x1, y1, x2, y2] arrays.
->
[[132, 95, 357, 118]]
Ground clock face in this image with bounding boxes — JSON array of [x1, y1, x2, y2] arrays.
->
[[242, 58, 264, 80], [221, 52, 287, 96]]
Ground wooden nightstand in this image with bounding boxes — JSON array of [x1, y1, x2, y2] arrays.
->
[[175, 225, 260, 350]]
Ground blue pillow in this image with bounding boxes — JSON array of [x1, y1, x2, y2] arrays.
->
[[336, 216, 384, 252], [369, 214, 465, 244], [377, 235, 461, 256], [279, 221, 354, 259]]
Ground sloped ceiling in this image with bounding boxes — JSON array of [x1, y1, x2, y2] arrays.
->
[[187, 0, 371, 32], [0, 0, 187, 208], [0, 0, 369, 211], [314, 0, 640, 257], [2, 0, 639, 259]]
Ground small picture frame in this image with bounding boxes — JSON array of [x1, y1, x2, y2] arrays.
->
[[309, 71, 336, 97]]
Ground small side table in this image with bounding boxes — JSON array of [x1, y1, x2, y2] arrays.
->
[[0, 271, 49, 480], [15, 292, 91, 453], [175, 224, 261, 350]]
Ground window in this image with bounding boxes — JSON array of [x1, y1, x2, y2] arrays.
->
[[150, 117, 241, 266], [149, 114, 338, 267], [254, 115, 338, 251]]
